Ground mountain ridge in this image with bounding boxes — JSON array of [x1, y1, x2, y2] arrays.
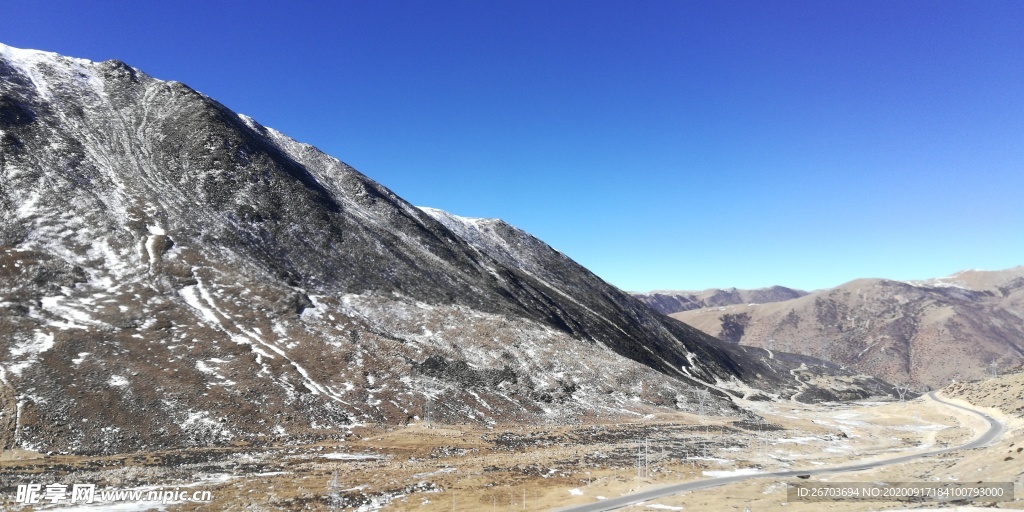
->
[[631, 286, 808, 315], [671, 266, 1024, 389]]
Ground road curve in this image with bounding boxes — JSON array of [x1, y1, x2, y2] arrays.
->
[[556, 391, 1003, 512]]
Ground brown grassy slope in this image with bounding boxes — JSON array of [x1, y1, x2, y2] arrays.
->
[[672, 267, 1024, 389], [631, 286, 807, 315], [943, 369, 1024, 419]]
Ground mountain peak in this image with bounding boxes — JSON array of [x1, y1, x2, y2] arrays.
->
[[418, 206, 502, 226]]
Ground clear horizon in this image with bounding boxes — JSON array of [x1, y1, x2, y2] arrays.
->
[[4, 1, 1022, 292]]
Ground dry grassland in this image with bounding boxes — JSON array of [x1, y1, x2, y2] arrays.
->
[[3, 376, 1023, 511]]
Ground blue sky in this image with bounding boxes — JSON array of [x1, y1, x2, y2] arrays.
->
[[4, 1, 1022, 291]]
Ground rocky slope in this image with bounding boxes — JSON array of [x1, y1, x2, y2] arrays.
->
[[632, 286, 807, 315], [0, 43, 891, 455], [673, 268, 1024, 389], [942, 368, 1024, 419]]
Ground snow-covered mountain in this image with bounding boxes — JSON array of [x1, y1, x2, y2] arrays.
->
[[0, 43, 891, 455]]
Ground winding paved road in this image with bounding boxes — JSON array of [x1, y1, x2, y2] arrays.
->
[[557, 392, 1003, 512]]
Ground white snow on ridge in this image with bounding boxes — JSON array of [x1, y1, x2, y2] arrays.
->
[[419, 206, 638, 343], [417, 207, 507, 260], [0, 42, 108, 100], [418, 206, 488, 224], [901, 279, 968, 290], [0, 42, 65, 64]]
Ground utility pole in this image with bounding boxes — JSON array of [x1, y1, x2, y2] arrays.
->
[[763, 426, 769, 463], [327, 470, 340, 511], [636, 442, 639, 479], [895, 382, 909, 402], [757, 418, 766, 463], [696, 389, 710, 423], [704, 421, 710, 457], [645, 438, 649, 478]]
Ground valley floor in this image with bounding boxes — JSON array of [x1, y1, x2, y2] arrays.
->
[[2, 377, 1023, 511]]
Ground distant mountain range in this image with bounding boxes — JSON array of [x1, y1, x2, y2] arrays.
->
[[0, 43, 892, 455], [665, 268, 1024, 389], [632, 286, 808, 315]]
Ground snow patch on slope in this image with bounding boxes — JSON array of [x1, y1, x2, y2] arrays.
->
[[0, 42, 108, 100]]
